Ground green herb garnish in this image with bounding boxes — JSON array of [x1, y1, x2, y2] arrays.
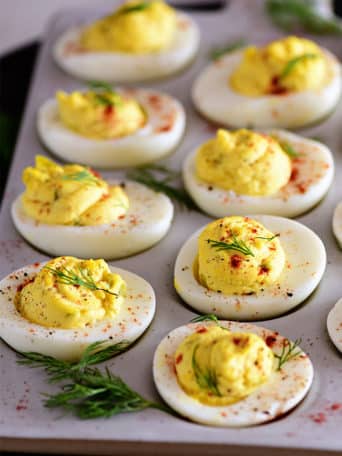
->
[[88, 81, 122, 107], [190, 314, 220, 324], [279, 53, 318, 80], [62, 170, 99, 185], [45, 266, 118, 297], [17, 340, 130, 382], [266, 0, 342, 35], [192, 345, 221, 397], [255, 234, 280, 241], [207, 237, 255, 257], [279, 141, 301, 159], [210, 38, 247, 61], [274, 338, 302, 370], [127, 165, 198, 211], [17, 341, 172, 418], [119, 1, 151, 14]]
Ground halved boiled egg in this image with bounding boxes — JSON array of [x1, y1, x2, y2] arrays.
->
[[183, 129, 333, 218], [174, 215, 326, 320], [53, 1, 200, 82], [38, 87, 185, 168], [192, 36, 341, 129], [332, 202, 342, 247], [0, 256, 155, 360], [153, 320, 313, 426], [327, 298, 342, 353], [11, 156, 173, 259]]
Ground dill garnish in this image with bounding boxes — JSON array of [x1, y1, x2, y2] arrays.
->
[[279, 53, 318, 80], [210, 38, 247, 61], [88, 81, 122, 107], [192, 345, 221, 396], [62, 170, 99, 185], [44, 266, 118, 297], [127, 165, 198, 210], [119, 1, 151, 14], [278, 141, 301, 159], [17, 341, 173, 418], [190, 314, 220, 324], [266, 0, 342, 35], [274, 338, 302, 370], [207, 237, 255, 257], [255, 234, 280, 241]]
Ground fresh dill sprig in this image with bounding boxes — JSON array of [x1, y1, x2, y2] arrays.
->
[[279, 53, 318, 80], [207, 236, 255, 257], [278, 141, 301, 159], [266, 0, 342, 35], [210, 38, 247, 61], [190, 314, 219, 324], [255, 234, 280, 241], [17, 341, 173, 419], [88, 81, 122, 107], [17, 340, 130, 382], [119, 2, 151, 14], [127, 165, 198, 211], [192, 345, 221, 397], [44, 266, 118, 297], [62, 170, 99, 185], [274, 338, 302, 370]]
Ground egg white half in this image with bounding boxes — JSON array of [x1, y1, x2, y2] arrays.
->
[[183, 130, 334, 218], [11, 181, 173, 260], [332, 202, 342, 248], [53, 12, 200, 82], [0, 262, 155, 361], [153, 321, 313, 427], [192, 48, 341, 129], [174, 215, 326, 320], [37, 88, 186, 169], [327, 298, 342, 353]]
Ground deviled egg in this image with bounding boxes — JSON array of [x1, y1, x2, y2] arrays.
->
[[332, 202, 342, 247], [54, 0, 200, 82], [11, 156, 173, 259], [174, 215, 326, 320], [192, 36, 341, 129], [153, 320, 313, 426], [327, 298, 342, 353], [38, 85, 185, 168], [0, 256, 155, 360], [183, 129, 333, 218]]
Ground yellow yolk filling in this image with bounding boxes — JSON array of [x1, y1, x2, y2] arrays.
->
[[57, 90, 146, 140], [22, 155, 129, 226], [230, 36, 330, 96], [196, 129, 291, 196], [175, 326, 274, 406], [16, 256, 126, 329], [80, 0, 177, 54], [197, 216, 285, 295]]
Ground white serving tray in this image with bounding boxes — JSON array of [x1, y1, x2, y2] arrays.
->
[[0, 1, 342, 454]]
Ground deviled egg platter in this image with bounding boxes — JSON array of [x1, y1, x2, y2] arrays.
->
[[183, 128, 334, 218], [11, 156, 173, 259], [174, 215, 326, 320], [153, 320, 313, 426], [192, 36, 341, 129], [327, 298, 342, 353], [0, 256, 155, 360], [53, 0, 200, 82], [37, 85, 185, 168]]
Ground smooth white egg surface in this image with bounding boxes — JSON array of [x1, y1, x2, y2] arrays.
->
[[153, 321, 313, 427], [174, 215, 326, 320], [192, 49, 341, 129], [38, 88, 186, 169], [0, 262, 155, 361], [183, 130, 334, 218], [53, 12, 199, 82], [332, 201, 342, 247], [327, 298, 342, 353], [11, 181, 173, 260]]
